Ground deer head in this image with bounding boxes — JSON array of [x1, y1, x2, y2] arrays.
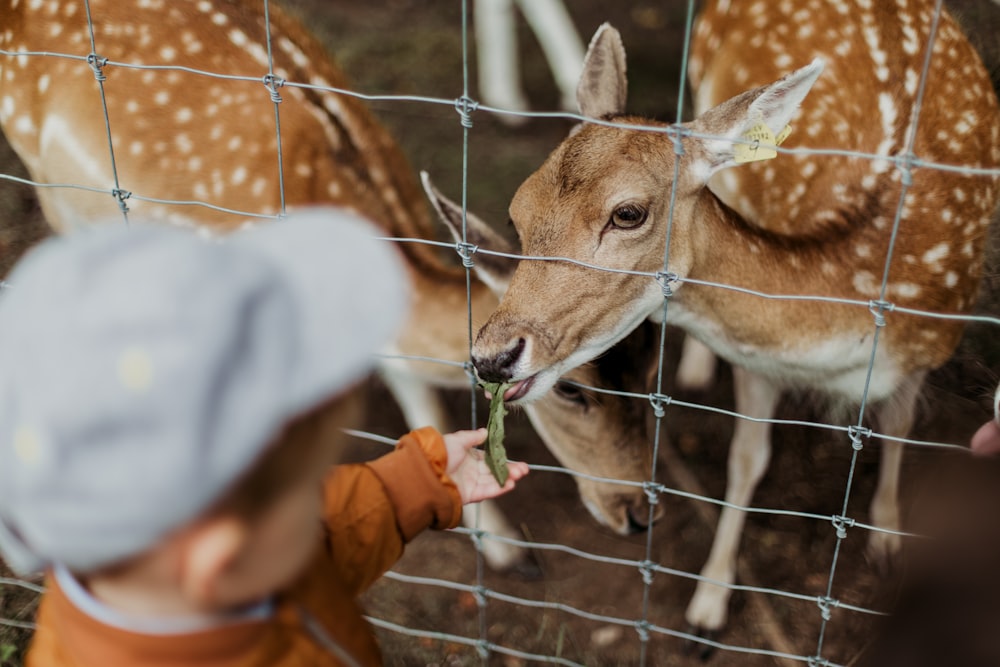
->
[[470, 24, 822, 403]]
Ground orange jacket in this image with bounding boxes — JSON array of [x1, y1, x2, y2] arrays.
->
[[26, 427, 462, 667]]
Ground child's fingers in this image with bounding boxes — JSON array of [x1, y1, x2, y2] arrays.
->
[[461, 428, 488, 448], [506, 460, 530, 481], [444, 428, 487, 451]]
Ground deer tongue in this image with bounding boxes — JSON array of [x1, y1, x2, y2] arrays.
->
[[503, 376, 536, 402]]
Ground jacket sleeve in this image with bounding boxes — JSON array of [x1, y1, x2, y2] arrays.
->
[[322, 426, 463, 595]]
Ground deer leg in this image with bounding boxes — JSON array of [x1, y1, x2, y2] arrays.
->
[[474, 0, 530, 121], [514, 0, 585, 112], [378, 361, 530, 573], [866, 372, 925, 571], [675, 335, 719, 392], [686, 366, 780, 633]]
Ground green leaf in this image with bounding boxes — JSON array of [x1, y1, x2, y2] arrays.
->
[[479, 381, 511, 486]]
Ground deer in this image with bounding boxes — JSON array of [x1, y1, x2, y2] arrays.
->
[[0, 0, 664, 574], [464, 0, 1000, 637]]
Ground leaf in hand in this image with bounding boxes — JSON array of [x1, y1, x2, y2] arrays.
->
[[480, 381, 511, 486]]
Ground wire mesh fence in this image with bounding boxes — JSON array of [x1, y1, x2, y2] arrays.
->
[[1, 0, 1000, 665]]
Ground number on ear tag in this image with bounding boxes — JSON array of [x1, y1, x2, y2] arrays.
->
[[733, 122, 792, 164]]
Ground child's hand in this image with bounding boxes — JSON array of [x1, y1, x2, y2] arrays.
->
[[443, 428, 530, 504]]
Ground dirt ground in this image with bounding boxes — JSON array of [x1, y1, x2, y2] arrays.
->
[[2, 1, 1000, 666]]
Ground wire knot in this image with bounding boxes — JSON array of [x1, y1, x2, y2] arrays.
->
[[454, 96, 479, 128], [111, 188, 131, 213], [634, 619, 652, 642], [469, 527, 485, 551], [868, 299, 894, 327], [895, 152, 916, 187], [473, 584, 487, 608], [262, 74, 285, 103], [642, 481, 662, 506], [648, 392, 671, 418], [816, 595, 839, 621], [655, 271, 679, 299], [638, 560, 656, 586], [455, 241, 478, 269], [86, 53, 108, 82], [831, 515, 855, 539], [668, 124, 687, 156], [847, 425, 871, 451], [808, 657, 835, 667], [475, 639, 490, 660]]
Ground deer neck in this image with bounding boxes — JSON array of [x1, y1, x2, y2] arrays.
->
[[667, 185, 904, 389], [682, 188, 862, 295]]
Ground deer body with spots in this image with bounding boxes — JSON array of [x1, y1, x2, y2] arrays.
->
[[0, 0, 660, 572], [469, 0, 1000, 633]]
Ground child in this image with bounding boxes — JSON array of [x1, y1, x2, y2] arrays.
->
[[0, 208, 529, 666]]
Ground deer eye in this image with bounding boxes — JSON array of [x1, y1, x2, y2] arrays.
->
[[609, 204, 648, 230], [553, 380, 589, 408]]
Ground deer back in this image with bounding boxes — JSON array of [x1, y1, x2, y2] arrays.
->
[[0, 0, 446, 274]]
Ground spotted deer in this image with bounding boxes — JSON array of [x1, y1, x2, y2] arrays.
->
[[468, 1, 1000, 635], [0, 0, 659, 572]]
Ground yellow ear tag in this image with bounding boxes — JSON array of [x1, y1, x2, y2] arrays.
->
[[733, 122, 792, 164]]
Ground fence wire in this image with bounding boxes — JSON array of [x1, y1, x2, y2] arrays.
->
[[0, 0, 999, 665]]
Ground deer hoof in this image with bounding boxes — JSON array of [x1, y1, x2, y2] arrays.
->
[[683, 626, 720, 661]]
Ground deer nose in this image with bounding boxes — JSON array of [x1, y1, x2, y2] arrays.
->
[[473, 337, 526, 383], [626, 506, 650, 534]]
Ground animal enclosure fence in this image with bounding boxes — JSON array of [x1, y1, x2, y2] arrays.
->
[[1, 0, 1000, 665]]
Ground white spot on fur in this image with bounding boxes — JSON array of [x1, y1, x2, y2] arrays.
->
[[0, 96, 15, 121], [892, 282, 921, 299], [872, 92, 898, 173], [251, 177, 267, 197], [853, 270, 878, 295], [921, 242, 950, 271], [13, 115, 34, 134]]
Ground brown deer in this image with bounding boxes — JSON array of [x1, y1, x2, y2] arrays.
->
[[467, 1, 1000, 635], [0, 0, 659, 573]]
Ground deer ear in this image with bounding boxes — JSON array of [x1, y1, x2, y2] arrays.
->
[[576, 23, 628, 119], [690, 58, 824, 177], [420, 171, 517, 296]]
